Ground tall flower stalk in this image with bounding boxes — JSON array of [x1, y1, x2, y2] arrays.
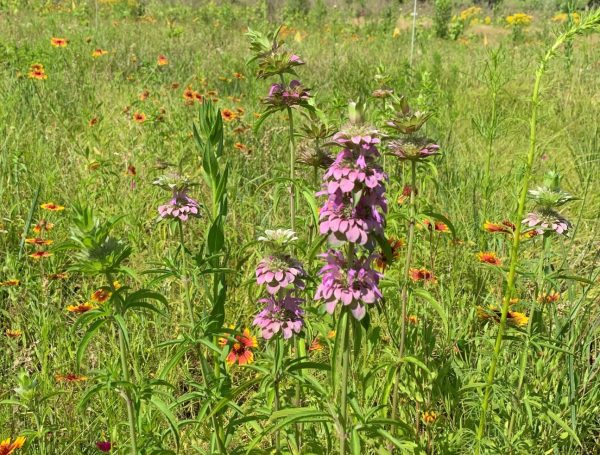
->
[[253, 229, 305, 450], [506, 172, 575, 442], [384, 96, 437, 432], [475, 13, 600, 451], [315, 104, 387, 454]]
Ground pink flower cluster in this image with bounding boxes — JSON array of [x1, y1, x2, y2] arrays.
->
[[253, 246, 305, 340], [254, 294, 304, 340], [158, 190, 201, 222], [256, 255, 305, 294], [315, 250, 382, 320], [318, 134, 387, 245], [315, 131, 387, 320], [265, 80, 310, 108]]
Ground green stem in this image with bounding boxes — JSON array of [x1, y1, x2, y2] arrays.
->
[[474, 28, 577, 451], [339, 307, 351, 455], [273, 338, 282, 451], [391, 159, 418, 430], [287, 105, 296, 233], [507, 234, 549, 445], [108, 274, 138, 455], [178, 221, 194, 324]]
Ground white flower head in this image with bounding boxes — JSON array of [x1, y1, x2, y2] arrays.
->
[[258, 229, 298, 248]]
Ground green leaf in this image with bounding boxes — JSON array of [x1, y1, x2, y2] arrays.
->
[[150, 396, 181, 448], [412, 288, 449, 338], [77, 318, 106, 368]]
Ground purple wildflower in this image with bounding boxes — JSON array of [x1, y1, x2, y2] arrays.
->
[[315, 250, 382, 321], [95, 441, 112, 452], [523, 210, 570, 235], [265, 80, 310, 108], [256, 255, 306, 294], [158, 190, 200, 222], [388, 139, 440, 161], [253, 294, 304, 340]]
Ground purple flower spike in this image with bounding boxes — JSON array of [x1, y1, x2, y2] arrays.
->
[[253, 294, 304, 340], [256, 255, 306, 294], [388, 139, 440, 161], [315, 250, 382, 321], [523, 210, 570, 235], [158, 190, 201, 222]]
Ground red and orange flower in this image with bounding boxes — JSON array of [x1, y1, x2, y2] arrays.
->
[[91, 288, 112, 303], [133, 112, 146, 123], [477, 251, 502, 266], [28, 64, 47, 80], [33, 220, 55, 234], [51, 37, 68, 48], [5, 329, 22, 338], [67, 302, 96, 314], [55, 373, 88, 383], [29, 251, 52, 260], [41, 202, 64, 211], [221, 108, 237, 122], [92, 48, 108, 58], [409, 267, 437, 283], [0, 436, 26, 454], [374, 237, 404, 271], [224, 328, 258, 366], [1, 279, 20, 287], [157, 54, 169, 66], [483, 220, 516, 234], [423, 219, 449, 233], [25, 238, 53, 246]]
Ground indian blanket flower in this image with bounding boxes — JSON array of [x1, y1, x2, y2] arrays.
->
[[92, 48, 108, 58], [539, 290, 560, 304], [91, 288, 112, 303], [374, 237, 403, 271], [41, 202, 64, 211], [55, 373, 88, 383], [315, 250, 382, 321], [157, 54, 169, 66], [477, 251, 502, 266], [25, 238, 53, 246], [28, 64, 47, 80], [523, 210, 570, 235], [483, 220, 515, 234], [33, 219, 54, 233], [1, 279, 20, 287], [225, 328, 258, 366], [51, 37, 68, 47], [221, 108, 237, 121], [477, 306, 529, 327], [423, 219, 449, 233], [5, 329, 22, 338], [133, 112, 146, 123], [29, 251, 52, 260], [388, 139, 440, 162], [67, 303, 96, 314], [253, 294, 304, 339], [423, 411, 438, 424], [409, 267, 437, 283], [0, 436, 25, 454], [256, 255, 306, 294]]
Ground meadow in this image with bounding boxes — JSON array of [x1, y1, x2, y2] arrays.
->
[[1, 0, 599, 453]]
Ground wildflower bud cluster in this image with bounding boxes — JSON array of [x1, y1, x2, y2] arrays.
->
[[315, 123, 387, 320], [253, 229, 306, 340]]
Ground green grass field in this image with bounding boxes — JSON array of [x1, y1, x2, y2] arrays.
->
[[1, 1, 599, 454]]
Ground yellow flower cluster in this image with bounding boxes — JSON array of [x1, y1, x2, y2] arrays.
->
[[552, 12, 580, 24], [506, 13, 533, 27], [460, 6, 482, 22]]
